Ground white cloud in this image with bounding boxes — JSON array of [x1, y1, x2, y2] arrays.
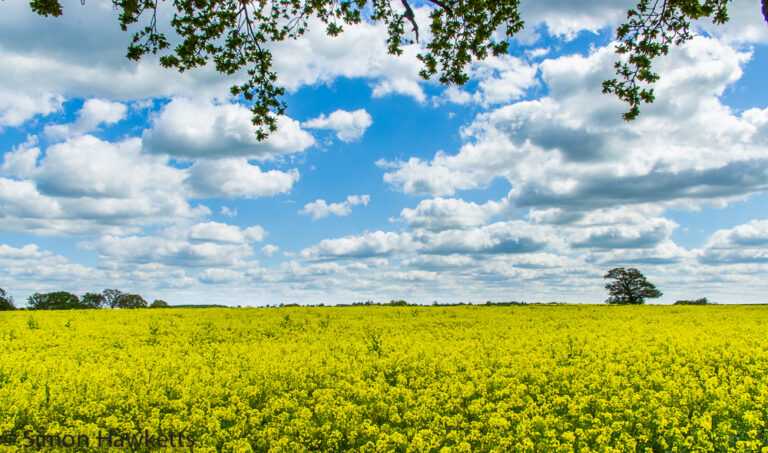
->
[[80, 234, 254, 267], [44, 98, 127, 139], [2, 135, 40, 178], [300, 194, 370, 220], [198, 268, 244, 284], [185, 159, 299, 199], [569, 218, 678, 250], [421, 221, 556, 255], [382, 37, 766, 214], [0, 92, 63, 128], [398, 198, 505, 231], [220, 206, 238, 217], [143, 98, 314, 160], [270, 14, 427, 101], [303, 109, 373, 142], [261, 244, 279, 258], [437, 55, 539, 106], [700, 220, 768, 263], [300, 231, 417, 260], [166, 222, 266, 244], [0, 134, 204, 236]]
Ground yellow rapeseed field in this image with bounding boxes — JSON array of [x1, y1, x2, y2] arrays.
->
[[1, 305, 767, 452]]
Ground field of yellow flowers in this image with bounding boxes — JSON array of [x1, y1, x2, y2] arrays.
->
[[1, 305, 767, 452]]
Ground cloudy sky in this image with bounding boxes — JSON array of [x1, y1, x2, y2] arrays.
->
[[1, 0, 768, 306]]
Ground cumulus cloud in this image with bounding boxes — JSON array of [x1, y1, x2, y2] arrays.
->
[[437, 55, 539, 106], [165, 222, 266, 244], [0, 135, 209, 236], [398, 198, 505, 231], [44, 98, 127, 139], [198, 268, 244, 284], [303, 109, 373, 142], [421, 221, 555, 255], [700, 220, 768, 263], [270, 14, 427, 101], [261, 244, 279, 258], [381, 37, 765, 214], [185, 159, 299, 199], [80, 234, 254, 267], [143, 98, 314, 159], [569, 218, 678, 250], [300, 231, 417, 261], [1, 136, 40, 178], [299, 195, 370, 220]]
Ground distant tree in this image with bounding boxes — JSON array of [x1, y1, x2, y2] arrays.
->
[[102, 289, 124, 309], [81, 292, 106, 309], [115, 294, 148, 309], [0, 288, 16, 311], [149, 299, 170, 308], [27, 291, 82, 310], [387, 300, 409, 306], [604, 268, 662, 305], [674, 297, 709, 305]]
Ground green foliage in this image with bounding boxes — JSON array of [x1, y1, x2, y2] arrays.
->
[[21, 0, 748, 138], [115, 293, 148, 309], [102, 288, 124, 309], [149, 299, 170, 308], [0, 288, 16, 311], [602, 0, 731, 120], [675, 297, 709, 305], [26, 291, 83, 310], [604, 267, 663, 305], [81, 292, 106, 309]]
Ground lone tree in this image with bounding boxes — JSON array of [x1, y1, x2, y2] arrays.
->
[[22, 0, 758, 137], [604, 267, 662, 305], [0, 288, 16, 311]]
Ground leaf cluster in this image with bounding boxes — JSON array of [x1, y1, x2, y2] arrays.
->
[[602, 0, 730, 120]]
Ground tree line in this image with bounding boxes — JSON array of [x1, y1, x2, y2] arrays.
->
[[0, 288, 169, 311], [0, 267, 707, 311]]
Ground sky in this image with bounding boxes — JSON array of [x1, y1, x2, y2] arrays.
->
[[1, 0, 768, 306]]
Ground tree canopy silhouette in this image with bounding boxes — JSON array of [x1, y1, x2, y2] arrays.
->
[[24, 0, 760, 137], [603, 267, 662, 305], [604, 267, 662, 305]]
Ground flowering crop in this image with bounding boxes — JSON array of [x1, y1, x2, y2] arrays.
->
[[1, 305, 767, 452]]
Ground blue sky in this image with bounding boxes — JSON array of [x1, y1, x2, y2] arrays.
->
[[1, 0, 768, 305]]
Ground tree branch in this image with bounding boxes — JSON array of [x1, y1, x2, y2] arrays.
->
[[424, 0, 454, 16], [763, 0, 768, 23], [401, 0, 419, 42]]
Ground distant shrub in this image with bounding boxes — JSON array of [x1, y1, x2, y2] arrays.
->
[[150, 299, 170, 308], [387, 300, 409, 306], [0, 288, 16, 311], [674, 298, 709, 305]]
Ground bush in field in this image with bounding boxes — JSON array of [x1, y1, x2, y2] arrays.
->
[[674, 297, 709, 305], [150, 299, 170, 308], [27, 291, 82, 310], [0, 288, 15, 311], [115, 293, 148, 309]]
